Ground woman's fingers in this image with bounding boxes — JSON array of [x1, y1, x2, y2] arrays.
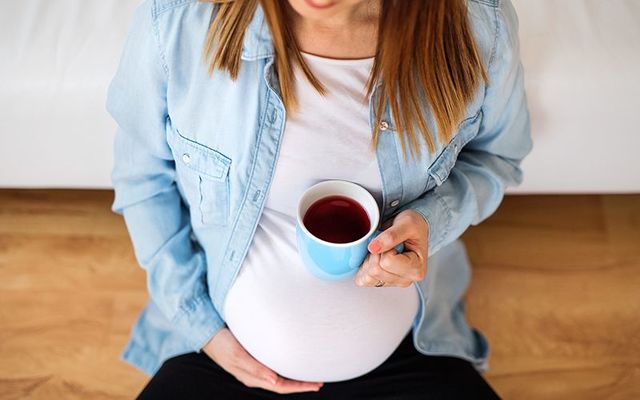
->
[[234, 348, 277, 384], [357, 210, 429, 287], [234, 346, 323, 393], [378, 249, 426, 281], [355, 252, 414, 288], [238, 355, 278, 385], [203, 328, 323, 394], [269, 376, 324, 394]]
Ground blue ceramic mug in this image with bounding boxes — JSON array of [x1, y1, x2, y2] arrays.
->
[[296, 180, 404, 280]]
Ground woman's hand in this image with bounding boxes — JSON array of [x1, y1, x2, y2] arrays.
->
[[202, 328, 324, 394], [355, 209, 429, 288]]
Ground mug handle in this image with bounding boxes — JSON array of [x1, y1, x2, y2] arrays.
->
[[368, 229, 405, 253]]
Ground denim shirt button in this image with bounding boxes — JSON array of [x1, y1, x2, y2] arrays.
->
[[389, 199, 400, 207], [380, 120, 390, 131], [182, 153, 191, 165]]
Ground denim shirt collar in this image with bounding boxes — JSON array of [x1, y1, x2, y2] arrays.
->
[[240, 4, 275, 61]]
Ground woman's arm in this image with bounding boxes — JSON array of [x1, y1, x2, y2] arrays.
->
[[394, 0, 533, 258], [357, 1, 531, 287], [107, 0, 223, 352]]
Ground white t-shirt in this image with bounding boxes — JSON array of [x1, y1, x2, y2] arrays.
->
[[223, 52, 419, 383]]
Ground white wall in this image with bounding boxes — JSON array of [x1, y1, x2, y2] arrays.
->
[[0, 0, 137, 188], [509, 0, 640, 193]]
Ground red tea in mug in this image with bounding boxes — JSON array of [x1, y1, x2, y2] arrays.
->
[[303, 195, 371, 243]]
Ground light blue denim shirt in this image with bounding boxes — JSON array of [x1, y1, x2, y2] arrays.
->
[[106, 0, 532, 376]]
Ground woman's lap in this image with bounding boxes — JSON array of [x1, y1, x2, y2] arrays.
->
[[137, 333, 500, 399]]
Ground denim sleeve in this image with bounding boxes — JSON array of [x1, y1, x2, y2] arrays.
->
[[106, 0, 224, 352], [396, 0, 533, 257]]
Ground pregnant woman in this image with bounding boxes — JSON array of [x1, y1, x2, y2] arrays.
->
[[107, 0, 531, 398]]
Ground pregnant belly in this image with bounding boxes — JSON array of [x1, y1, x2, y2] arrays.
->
[[222, 227, 420, 382]]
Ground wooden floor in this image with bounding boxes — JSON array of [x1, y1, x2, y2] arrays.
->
[[0, 190, 638, 399]]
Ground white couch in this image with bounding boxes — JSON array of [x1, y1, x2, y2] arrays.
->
[[1, 0, 639, 192]]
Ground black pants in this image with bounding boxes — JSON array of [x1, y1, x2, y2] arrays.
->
[[138, 332, 500, 399]]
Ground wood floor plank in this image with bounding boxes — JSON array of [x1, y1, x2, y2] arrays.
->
[[462, 194, 640, 399], [488, 364, 640, 400], [0, 190, 638, 399]]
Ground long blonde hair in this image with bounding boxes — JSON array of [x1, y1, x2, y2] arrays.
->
[[200, 0, 487, 160]]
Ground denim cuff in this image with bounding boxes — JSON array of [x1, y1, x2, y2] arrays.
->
[[396, 189, 452, 258], [173, 294, 226, 352]]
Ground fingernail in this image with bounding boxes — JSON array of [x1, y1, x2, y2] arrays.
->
[[369, 240, 381, 253], [355, 277, 363, 286], [267, 376, 277, 385]]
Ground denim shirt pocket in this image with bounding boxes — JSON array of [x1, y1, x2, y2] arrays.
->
[[425, 110, 483, 190], [167, 128, 231, 227]]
